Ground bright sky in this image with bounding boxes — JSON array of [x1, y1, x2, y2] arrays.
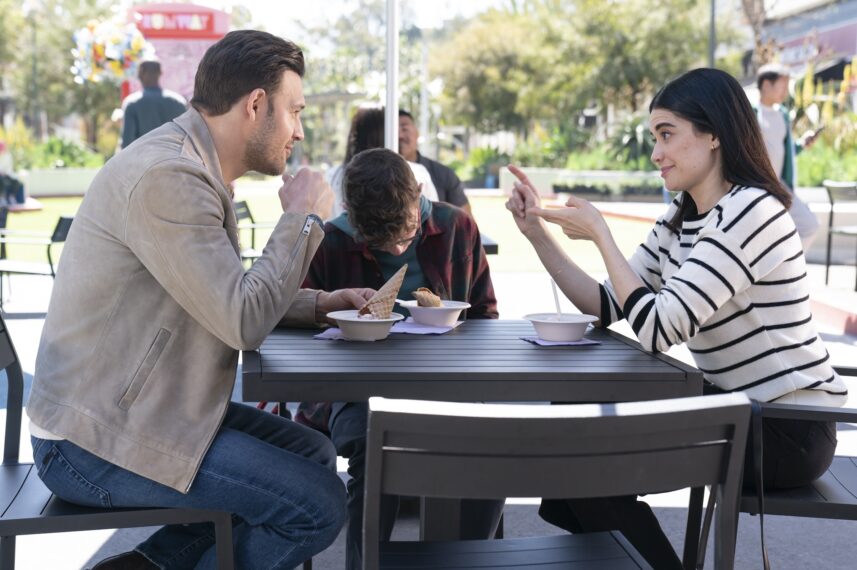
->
[[194, 0, 500, 39]]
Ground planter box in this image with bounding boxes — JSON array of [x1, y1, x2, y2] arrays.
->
[[20, 168, 99, 197], [498, 167, 662, 199]]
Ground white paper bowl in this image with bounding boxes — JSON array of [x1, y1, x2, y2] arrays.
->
[[524, 313, 598, 342], [326, 310, 405, 341], [397, 300, 471, 327]]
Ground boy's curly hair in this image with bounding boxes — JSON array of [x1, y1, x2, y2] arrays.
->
[[344, 148, 420, 248]]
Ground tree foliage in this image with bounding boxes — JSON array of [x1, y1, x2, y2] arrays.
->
[[8, 0, 117, 149], [294, 0, 426, 163], [432, 0, 746, 136], [430, 9, 551, 135]]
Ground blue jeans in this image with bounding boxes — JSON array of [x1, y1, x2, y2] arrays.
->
[[31, 402, 347, 569]]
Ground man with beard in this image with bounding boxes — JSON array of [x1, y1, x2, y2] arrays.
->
[[26, 30, 364, 569]]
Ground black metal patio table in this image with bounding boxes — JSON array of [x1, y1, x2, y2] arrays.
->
[[242, 320, 701, 403], [242, 319, 703, 542]]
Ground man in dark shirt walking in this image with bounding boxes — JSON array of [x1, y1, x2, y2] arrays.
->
[[399, 109, 471, 214], [121, 61, 187, 148]]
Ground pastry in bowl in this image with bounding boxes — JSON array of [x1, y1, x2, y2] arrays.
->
[[412, 287, 442, 307]]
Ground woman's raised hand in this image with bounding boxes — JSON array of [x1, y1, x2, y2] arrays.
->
[[529, 194, 611, 244], [505, 165, 547, 237]]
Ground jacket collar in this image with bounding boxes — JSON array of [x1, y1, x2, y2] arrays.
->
[[173, 107, 227, 189]]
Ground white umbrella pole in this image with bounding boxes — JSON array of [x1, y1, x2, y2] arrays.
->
[[385, 0, 400, 151]]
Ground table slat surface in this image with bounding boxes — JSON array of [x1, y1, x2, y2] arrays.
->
[[243, 320, 701, 403]]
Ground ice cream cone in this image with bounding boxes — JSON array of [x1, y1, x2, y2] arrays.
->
[[359, 264, 407, 318]]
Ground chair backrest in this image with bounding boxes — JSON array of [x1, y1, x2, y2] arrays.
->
[[232, 201, 257, 250], [49, 216, 74, 243], [823, 180, 857, 227], [364, 393, 751, 570], [0, 313, 24, 465], [233, 200, 255, 224], [0, 207, 8, 259], [46, 216, 74, 276]]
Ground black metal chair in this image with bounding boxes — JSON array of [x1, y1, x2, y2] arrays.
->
[[233, 200, 277, 265], [681, 366, 857, 569], [0, 313, 235, 569], [822, 180, 857, 290], [0, 215, 74, 309], [363, 394, 752, 570], [739, 366, 857, 524]]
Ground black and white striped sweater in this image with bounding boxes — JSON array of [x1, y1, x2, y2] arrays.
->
[[600, 186, 847, 405]]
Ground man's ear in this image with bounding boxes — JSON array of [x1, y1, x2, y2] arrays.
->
[[244, 88, 267, 120]]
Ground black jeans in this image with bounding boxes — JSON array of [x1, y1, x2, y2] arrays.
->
[[539, 415, 837, 569], [330, 401, 505, 570]]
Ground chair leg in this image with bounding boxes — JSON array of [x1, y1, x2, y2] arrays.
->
[[303, 559, 313, 569], [213, 513, 235, 570], [682, 486, 705, 569], [825, 232, 833, 285], [1, 535, 16, 569]]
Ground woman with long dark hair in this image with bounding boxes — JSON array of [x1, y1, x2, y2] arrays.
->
[[506, 68, 846, 567]]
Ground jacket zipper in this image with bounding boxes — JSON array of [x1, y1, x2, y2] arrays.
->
[[278, 214, 317, 282]]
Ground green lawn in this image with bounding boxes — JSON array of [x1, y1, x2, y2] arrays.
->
[[6, 192, 652, 272]]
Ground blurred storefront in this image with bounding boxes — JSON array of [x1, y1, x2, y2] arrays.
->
[[124, 3, 230, 101]]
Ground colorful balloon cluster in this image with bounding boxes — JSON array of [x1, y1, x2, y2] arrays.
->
[[71, 20, 155, 85]]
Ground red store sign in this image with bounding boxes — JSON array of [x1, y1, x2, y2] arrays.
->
[[136, 11, 219, 39]]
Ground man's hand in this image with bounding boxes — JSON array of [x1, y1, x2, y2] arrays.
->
[[279, 168, 334, 220], [801, 129, 822, 149], [316, 288, 376, 324]]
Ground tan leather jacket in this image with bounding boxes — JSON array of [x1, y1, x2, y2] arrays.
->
[[26, 108, 324, 492]]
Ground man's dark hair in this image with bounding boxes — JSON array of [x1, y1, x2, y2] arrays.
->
[[344, 148, 420, 248], [344, 108, 385, 165], [398, 109, 415, 121], [757, 71, 783, 90], [191, 30, 305, 116], [138, 61, 162, 88], [139, 61, 161, 76], [650, 68, 791, 232]]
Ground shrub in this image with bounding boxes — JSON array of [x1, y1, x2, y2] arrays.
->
[[512, 126, 589, 168], [796, 141, 857, 187], [26, 137, 104, 170], [461, 146, 510, 187]]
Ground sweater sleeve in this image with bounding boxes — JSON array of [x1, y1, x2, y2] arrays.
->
[[622, 227, 755, 352], [600, 223, 666, 327]]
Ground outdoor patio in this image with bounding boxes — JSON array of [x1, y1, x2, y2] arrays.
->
[[2, 198, 857, 567]]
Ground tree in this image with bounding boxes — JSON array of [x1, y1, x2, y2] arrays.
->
[[0, 0, 24, 121], [0, 0, 22, 75], [430, 9, 551, 135], [11, 0, 116, 147], [551, 0, 742, 112], [432, 0, 745, 140]]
